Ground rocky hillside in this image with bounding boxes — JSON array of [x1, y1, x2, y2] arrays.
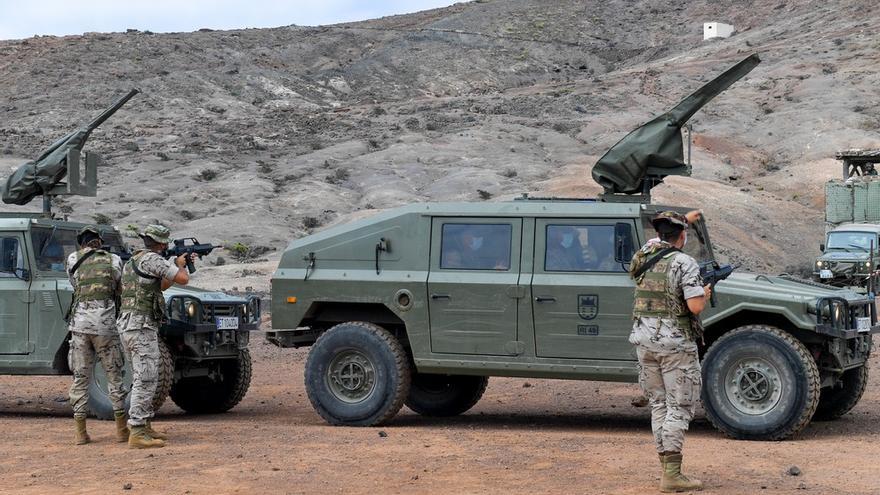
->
[[1, 0, 879, 283]]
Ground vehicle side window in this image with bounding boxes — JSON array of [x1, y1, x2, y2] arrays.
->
[[440, 223, 512, 270], [30, 227, 78, 272], [0, 237, 24, 278], [545, 225, 626, 273]]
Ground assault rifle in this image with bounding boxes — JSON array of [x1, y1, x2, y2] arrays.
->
[[700, 261, 739, 307], [163, 238, 220, 274]]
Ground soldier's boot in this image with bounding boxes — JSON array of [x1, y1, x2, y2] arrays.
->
[[145, 420, 168, 441], [114, 410, 130, 443], [128, 425, 165, 449], [74, 415, 91, 445], [660, 453, 703, 493]]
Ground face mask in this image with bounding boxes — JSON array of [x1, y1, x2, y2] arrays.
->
[[469, 237, 483, 250], [561, 233, 574, 249]]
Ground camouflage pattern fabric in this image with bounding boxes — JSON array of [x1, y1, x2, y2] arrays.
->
[[121, 329, 159, 427], [636, 347, 701, 453], [66, 249, 123, 336], [629, 240, 705, 453], [68, 332, 127, 415], [629, 241, 705, 345], [117, 251, 178, 333]]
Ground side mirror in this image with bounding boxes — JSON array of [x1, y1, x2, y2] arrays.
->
[[614, 222, 635, 263], [15, 268, 30, 282], [819, 243, 825, 252]]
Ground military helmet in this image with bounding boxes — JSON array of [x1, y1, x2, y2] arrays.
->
[[140, 224, 172, 244], [650, 211, 689, 232], [76, 225, 103, 246]]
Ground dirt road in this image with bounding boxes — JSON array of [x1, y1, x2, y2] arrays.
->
[[1, 337, 877, 495]]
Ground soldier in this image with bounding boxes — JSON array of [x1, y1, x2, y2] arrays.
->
[[629, 211, 711, 493], [118, 224, 192, 449], [66, 225, 128, 445]]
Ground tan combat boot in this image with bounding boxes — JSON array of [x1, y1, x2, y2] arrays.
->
[[145, 420, 168, 441], [660, 453, 703, 493], [114, 410, 130, 443], [128, 425, 165, 449], [74, 415, 91, 445]]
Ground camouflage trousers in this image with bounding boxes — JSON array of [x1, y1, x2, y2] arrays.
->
[[68, 332, 127, 416], [120, 329, 159, 427], [636, 346, 702, 453]]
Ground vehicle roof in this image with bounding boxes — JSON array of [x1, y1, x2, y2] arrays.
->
[[829, 223, 880, 234], [372, 199, 689, 218], [0, 214, 119, 233]]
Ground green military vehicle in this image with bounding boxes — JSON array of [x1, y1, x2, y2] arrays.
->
[[814, 150, 880, 289], [0, 90, 260, 419], [267, 55, 877, 440]]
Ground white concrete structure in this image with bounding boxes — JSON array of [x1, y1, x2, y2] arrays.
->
[[703, 22, 735, 40]]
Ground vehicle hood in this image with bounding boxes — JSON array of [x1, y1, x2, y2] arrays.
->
[[817, 251, 870, 263], [164, 285, 251, 304], [715, 272, 866, 304]]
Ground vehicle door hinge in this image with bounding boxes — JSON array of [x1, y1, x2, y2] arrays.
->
[[505, 285, 526, 299]]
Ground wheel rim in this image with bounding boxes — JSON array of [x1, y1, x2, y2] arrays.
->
[[92, 360, 132, 399], [724, 358, 783, 415], [326, 349, 377, 404]]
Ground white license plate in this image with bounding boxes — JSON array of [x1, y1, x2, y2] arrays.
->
[[216, 316, 239, 330], [856, 317, 871, 332], [819, 269, 833, 279]]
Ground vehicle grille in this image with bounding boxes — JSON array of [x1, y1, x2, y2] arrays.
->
[[202, 304, 238, 323]]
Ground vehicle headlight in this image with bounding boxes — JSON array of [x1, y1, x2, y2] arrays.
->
[[834, 304, 842, 323], [816, 261, 823, 268], [241, 304, 249, 320], [185, 300, 197, 318], [866, 261, 872, 267]]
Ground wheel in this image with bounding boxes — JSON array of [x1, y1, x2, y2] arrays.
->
[[813, 365, 869, 421], [88, 339, 173, 420], [405, 374, 488, 416], [304, 321, 411, 426], [701, 325, 820, 440], [170, 349, 253, 414]]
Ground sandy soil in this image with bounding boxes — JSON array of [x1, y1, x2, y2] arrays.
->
[[1, 334, 877, 495]]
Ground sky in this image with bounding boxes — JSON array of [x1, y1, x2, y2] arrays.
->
[[0, 0, 461, 40]]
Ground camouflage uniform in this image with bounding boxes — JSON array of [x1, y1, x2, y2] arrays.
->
[[117, 226, 179, 428], [66, 246, 126, 416], [629, 234, 704, 454]]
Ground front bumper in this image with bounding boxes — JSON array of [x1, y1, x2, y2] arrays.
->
[[814, 296, 880, 338]]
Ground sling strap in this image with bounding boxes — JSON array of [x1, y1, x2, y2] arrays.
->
[[632, 247, 680, 280]]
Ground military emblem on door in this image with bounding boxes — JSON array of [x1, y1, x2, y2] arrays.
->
[[578, 294, 598, 320]]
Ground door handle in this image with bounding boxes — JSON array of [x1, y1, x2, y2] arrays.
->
[[535, 296, 557, 303], [431, 294, 451, 300]]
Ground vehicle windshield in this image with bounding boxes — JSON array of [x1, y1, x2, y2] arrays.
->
[[826, 231, 878, 252], [641, 214, 712, 263], [30, 226, 128, 272]]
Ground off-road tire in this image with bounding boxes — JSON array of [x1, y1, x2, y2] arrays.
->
[[405, 374, 489, 417], [170, 349, 253, 414], [701, 325, 820, 440], [813, 365, 869, 421], [88, 339, 173, 420], [305, 321, 411, 426]]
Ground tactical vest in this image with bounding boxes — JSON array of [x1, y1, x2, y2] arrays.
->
[[120, 251, 166, 322], [72, 249, 116, 304], [632, 251, 697, 339]]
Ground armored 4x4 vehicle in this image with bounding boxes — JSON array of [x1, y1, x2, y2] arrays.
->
[[0, 90, 260, 419], [815, 150, 880, 289], [267, 54, 877, 440]]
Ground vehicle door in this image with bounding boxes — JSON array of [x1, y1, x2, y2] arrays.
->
[[0, 233, 31, 354], [28, 226, 78, 353], [428, 218, 523, 355], [530, 219, 636, 361]]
